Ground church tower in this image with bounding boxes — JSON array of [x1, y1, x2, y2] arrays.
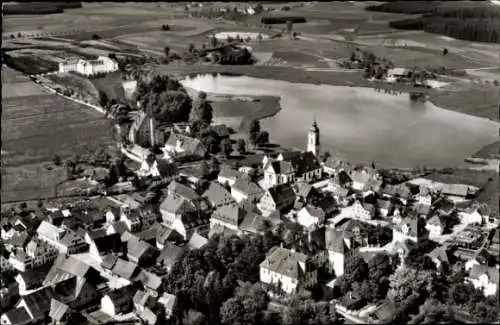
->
[[307, 119, 320, 157]]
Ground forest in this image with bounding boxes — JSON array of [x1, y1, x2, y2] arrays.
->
[[260, 16, 307, 24], [3, 2, 82, 15], [367, 2, 500, 43]]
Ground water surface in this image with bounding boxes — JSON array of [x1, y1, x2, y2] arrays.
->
[[181, 74, 499, 168]]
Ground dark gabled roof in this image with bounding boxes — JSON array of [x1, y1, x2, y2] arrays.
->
[[203, 181, 236, 207], [160, 194, 196, 215], [231, 177, 264, 197], [21, 287, 53, 319], [268, 160, 295, 174], [316, 196, 336, 214], [293, 181, 314, 199], [167, 181, 200, 202], [211, 204, 246, 226], [157, 159, 177, 178], [288, 151, 321, 176], [267, 183, 296, 204], [92, 232, 122, 253], [157, 243, 185, 269], [16, 263, 52, 288], [126, 236, 158, 261], [110, 221, 129, 235], [156, 225, 184, 245], [2, 307, 31, 325], [137, 222, 161, 242], [105, 285, 137, 306]]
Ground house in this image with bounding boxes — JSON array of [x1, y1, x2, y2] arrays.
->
[[84, 230, 122, 260], [289, 151, 322, 183], [415, 187, 432, 206], [467, 264, 499, 296], [393, 216, 428, 246], [15, 264, 51, 293], [36, 221, 88, 254], [101, 285, 137, 316], [156, 225, 183, 250], [133, 290, 157, 314], [158, 293, 177, 320], [325, 228, 359, 277], [167, 181, 201, 203], [217, 164, 243, 187], [377, 199, 393, 218], [136, 269, 163, 292], [440, 183, 469, 201], [203, 181, 236, 209], [162, 133, 207, 162], [262, 160, 295, 189], [458, 208, 483, 226], [120, 208, 142, 233], [350, 170, 378, 192], [259, 246, 317, 294], [43, 254, 103, 287], [322, 157, 351, 176], [186, 232, 208, 250], [49, 299, 71, 325], [157, 243, 185, 272], [159, 195, 198, 227], [231, 177, 265, 203], [297, 205, 326, 231], [239, 208, 282, 236], [1, 273, 19, 311], [15, 287, 53, 321], [137, 158, 161, 178], [8, 238, 58, 272], [122, 232, 159, 267], [0, 307, 32, 325], [111, 258, 139, 282], [425, 214, 444, 237], [258, 184, 296, 217], [52, 276, 99, 309], [210, 204, 246, 234], [381, 184, 412, 204], [386, 67, 410, 83], [59, 56, 118, 76], [351, 200, 375, 220], [426, 246, 450, 272], [122, 144, 153, 165]]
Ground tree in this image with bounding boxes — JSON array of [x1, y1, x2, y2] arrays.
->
[[344, 255, 369, 284], [164, 46, 170, 57], [237, 139, 246, 154], [188, 43, 196, 53], [410, 298, 452, 324], [256, 131, 269, 146], [91, 33, 100, 40], [248, 120, 261, 146], [98, 91, 109, 108], [183, 309, 207, 325], [162, 24, 170, 31], [53, 155, 62, 166], [220, 139, 233, 158], [257, 33, 263, 43], [388, 267, 435, 304], [286, 20, 293, 39], [19, 202, 28, 211], [189, 92, 213, 125], [37, 200, 44, 209], [211, 35, 218, 48]]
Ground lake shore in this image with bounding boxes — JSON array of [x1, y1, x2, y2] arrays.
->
[[155, 64, 499, 122]]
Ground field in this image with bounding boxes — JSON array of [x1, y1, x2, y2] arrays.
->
[[90, 72, 126, 102], [46, 72, 100, 105], [1, 66, 114, 202]]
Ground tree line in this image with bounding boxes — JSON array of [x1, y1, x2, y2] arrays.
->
[[367, 2, 500, 43], [3, 2, 82, 15]]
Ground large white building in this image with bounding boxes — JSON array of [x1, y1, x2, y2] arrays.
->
[[59, 56, 119, 76], [259, 246, 317, 295]]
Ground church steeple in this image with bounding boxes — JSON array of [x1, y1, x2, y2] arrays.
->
[[307, 118, 320, 156]]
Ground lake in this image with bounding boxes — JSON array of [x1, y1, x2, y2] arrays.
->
[[180, 74, 499, 168]]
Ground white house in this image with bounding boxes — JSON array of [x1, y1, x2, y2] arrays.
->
[[230, 177, 265, 204], [101, 286, 136, 316], [259, 246, 317, 294], [121, 144, 153, 165], [36, 221, 87, 254], [466, 263, 499, 297], [425, 215, 444, 237], [137, 159, 160, 178], [209, 204, 246, 233], [8, 239, 58, 272], [162, 133, 207, 162], [218, 165, 243, 187], [297, 205, 326, 231]]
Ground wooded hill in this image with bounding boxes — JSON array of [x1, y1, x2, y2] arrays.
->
[[366, 2, 500, 43]]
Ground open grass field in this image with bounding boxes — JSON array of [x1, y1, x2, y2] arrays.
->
[[2, 81, 50, 99], [471, 141, 500, 159], [46, 72, 100, 104], [90, 72, 126, 102], [427, 169, 496, 189], [2, 92, 114, 167], [1, 163, 66, 202]]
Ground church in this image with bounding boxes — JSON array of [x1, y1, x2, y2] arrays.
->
[[261, 120, 322, 189]]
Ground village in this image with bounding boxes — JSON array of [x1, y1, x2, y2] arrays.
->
[[2, 1, 500, 325], [1, 86, 499, 324]]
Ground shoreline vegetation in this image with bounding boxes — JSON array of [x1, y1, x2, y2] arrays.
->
[[155, 64, 500, 122]]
